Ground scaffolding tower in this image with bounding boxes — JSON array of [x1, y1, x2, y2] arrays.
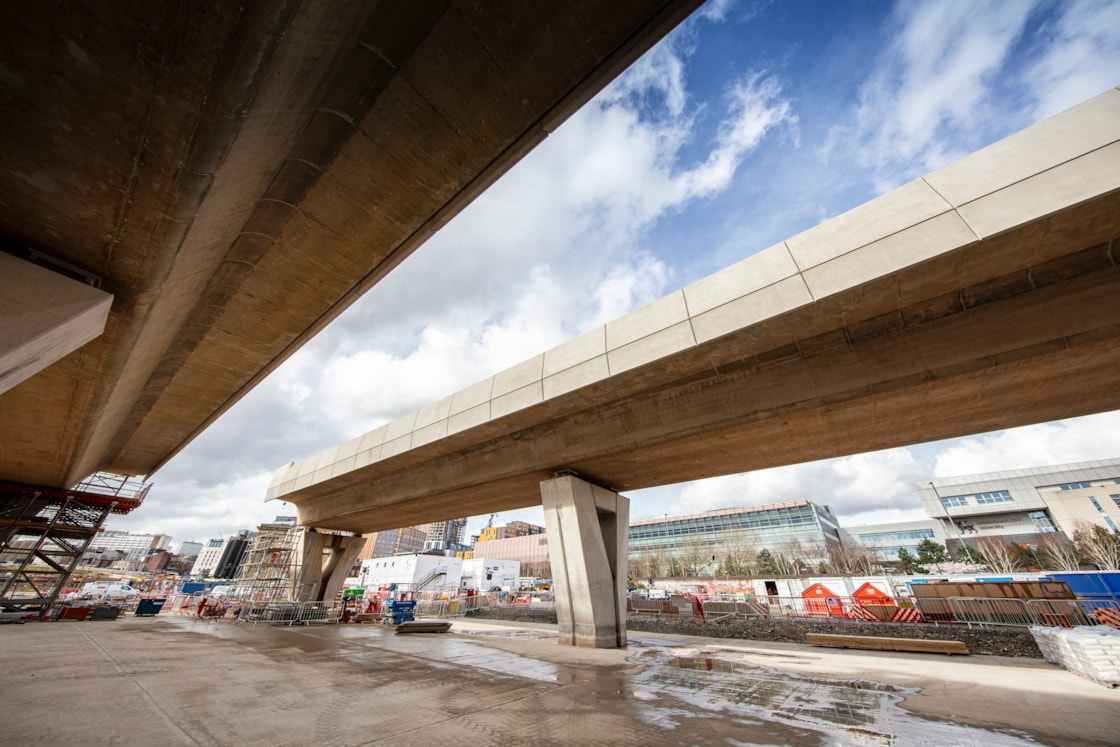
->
[[0, 473, 149, 616], [233, 522, 305, 602]]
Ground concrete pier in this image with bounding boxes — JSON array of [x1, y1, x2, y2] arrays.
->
[[541, 474, 629, 648]]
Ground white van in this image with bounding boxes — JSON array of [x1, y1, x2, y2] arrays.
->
[[75, 582, 141, 600]]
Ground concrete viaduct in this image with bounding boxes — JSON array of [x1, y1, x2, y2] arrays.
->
[[2, 4, 1117, 646], [0, 0, 699, 615], [271, 90, 1120, 646]]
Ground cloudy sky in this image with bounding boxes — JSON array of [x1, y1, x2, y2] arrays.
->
[[108, 0, 1120, 550]]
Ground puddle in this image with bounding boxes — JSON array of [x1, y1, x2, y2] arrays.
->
[[628, 649, 1040, 746]]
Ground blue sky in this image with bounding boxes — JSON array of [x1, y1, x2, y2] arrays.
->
[[108, 0, 1120, 549]]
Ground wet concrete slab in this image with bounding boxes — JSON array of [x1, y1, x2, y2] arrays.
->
[[1, 615, 1117, 746]]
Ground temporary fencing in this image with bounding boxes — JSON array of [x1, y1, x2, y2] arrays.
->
[[911, 596, 1120, 629], [235, 600, 343, 626], [415, 593, 495, 618]]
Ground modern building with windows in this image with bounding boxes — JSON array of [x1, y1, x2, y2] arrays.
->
[[189, 530, 256, 578], [628, 501, 842, 574], [87, 530, 172, 562], [359, 526, 429, 560], [423, 518, 468, 553], [913, 459, 1120, 552], [840, 519, 948, 562]]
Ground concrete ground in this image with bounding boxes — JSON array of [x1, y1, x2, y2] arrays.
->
[[1, 614, 1117, 746]]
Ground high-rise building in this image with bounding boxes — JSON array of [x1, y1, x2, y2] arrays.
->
[[476, 520, 544, 543], [359, 526, 429, 559], [176, 541, 203, 557], [189, 530, 256, 578], [424, 518, 467, 553], [87, 530, 172, 561]]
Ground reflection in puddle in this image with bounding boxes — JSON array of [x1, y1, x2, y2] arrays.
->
[[630, 651, 1039, 746]]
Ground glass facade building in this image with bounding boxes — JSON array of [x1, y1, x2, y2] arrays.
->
[[628, 501, 841, 571]]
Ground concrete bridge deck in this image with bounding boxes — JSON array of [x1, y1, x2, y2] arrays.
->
[[272, 89, 1120, 533], [0, 1, 698, 490], [1, 615, 1116, 746]]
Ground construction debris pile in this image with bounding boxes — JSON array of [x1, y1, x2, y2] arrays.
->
[[1031, 625, 1120, 687]]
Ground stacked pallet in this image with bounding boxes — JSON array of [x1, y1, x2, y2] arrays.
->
[[1031, 626, 1120, 687]]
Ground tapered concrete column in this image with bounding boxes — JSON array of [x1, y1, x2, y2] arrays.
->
[[291, 529, 365, 602], [541, 474, 629, 648], [0, 252, 112, 395]]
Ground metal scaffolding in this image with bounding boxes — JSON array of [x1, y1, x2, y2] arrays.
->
[[0, 474, 149, 616], [233, 522, 305, 602]]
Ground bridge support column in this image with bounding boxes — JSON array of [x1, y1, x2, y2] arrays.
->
[[292, 530, 365, 602], [541, 475, 629, 648]]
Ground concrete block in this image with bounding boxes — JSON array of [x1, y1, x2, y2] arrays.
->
[[492, 354, 544, 398], [925, 88, 1120, 206], [490, 381, 543, 419], [786, 179, 952, 270], [448, 402, 490, 435], [359, 425, 390, 452], [329, 455, 356, 478], [353, 447, 381, 469], [381, 434, 413, 459], [606, 291, 689, 350], [295, 458, 318, 478], [314, 446, 340, 471], [683, 242, 800, 316], [691, 275, 813, 343], [337, 436, 362, 460], [450, 377, 494, 415], [544, 326, 607, 377], [802, 211, 977, 299], [384, 411, 418, 442], [543, 355, 610, 399], [956, 140, 1120, 239], [607, 321, 695, 375], [267, 462, 297, 491], [412, 419, 448, 447], [415, 395, 453, 430]]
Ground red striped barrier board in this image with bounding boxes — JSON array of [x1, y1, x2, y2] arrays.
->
[[891, 607, 923, 623], [1095, 607, 1120, 629], [846, 604, 880, 622]]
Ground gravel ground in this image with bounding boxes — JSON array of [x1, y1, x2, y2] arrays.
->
[[464, 606, 1044, 658]]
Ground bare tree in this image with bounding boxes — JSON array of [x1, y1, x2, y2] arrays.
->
[[654, 547, 672, 578], [770, 540, 806, 576], [1036, 534, 1081, 571], [829, 542, 877, 575], [675, 537, 711, 577], [972, 536, 1021, 573], [628, 551, 658, 582], [717, 538, 757, 577], [1073, 522, 1120, 570]]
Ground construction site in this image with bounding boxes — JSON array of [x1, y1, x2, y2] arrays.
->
[[2, 608, 1119, 746]]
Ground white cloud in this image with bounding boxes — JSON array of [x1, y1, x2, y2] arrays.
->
[[631, 410, 1120, 530], [934, 411, 1120, 477], [826, 1, 1038, 190], [1024, 0, 1120, 118]]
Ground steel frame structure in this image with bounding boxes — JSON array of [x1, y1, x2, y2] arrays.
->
[[0, 474, 148, 616]]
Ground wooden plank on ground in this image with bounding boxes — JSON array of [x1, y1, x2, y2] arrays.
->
[[805, 633, 969, 655]]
